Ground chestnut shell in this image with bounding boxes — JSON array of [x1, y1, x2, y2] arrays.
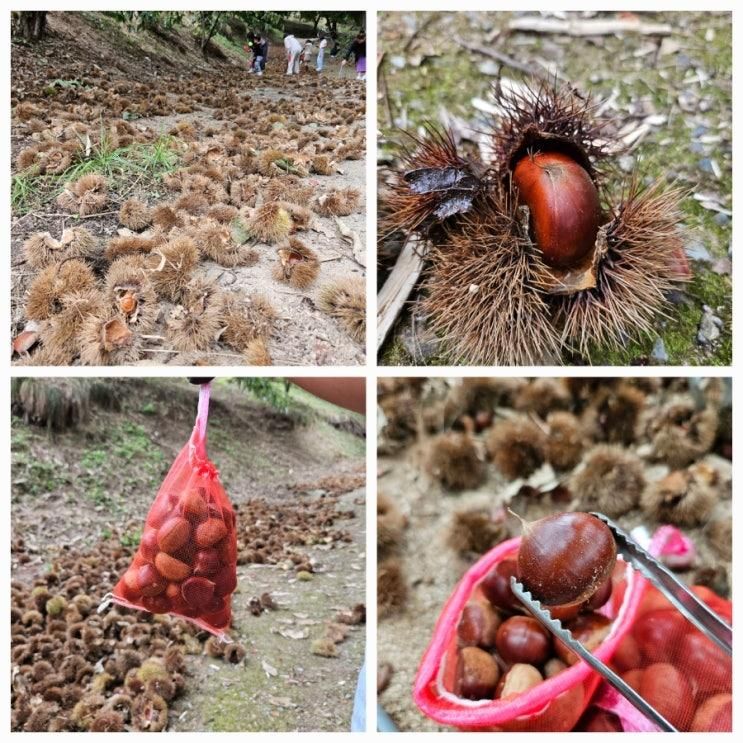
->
[[517, 511, 616, 606]]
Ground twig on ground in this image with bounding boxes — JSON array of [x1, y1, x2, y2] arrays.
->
[[455, 37, 546, 80], [507, 16, 673, 37]]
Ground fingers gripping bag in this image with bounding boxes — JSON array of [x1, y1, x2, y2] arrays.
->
[[108, 383, 237, 641], [413, 521, 727, 732]]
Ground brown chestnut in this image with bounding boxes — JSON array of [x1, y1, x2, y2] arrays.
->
[[193, 549, 221, 577], [544, 657, 568, 678], [495, 615, 551, 666], [584, 576, 613, 611], [480, 559, 522, 613], [195, 518, 228, 549], [181, 576, 215, 609], [455, 646, 500, 700], [457, 600, 501, 649], [516, 511, 616, 607], [181, 488, 208, 522], [157, 516, 191, 555], [691, 693, 732, 732], [554, 611, 612, 665], [512, 151, 601, 269], [639, 663, 693, 730], [498, 663, 543, 699], [154, 552, 192, 582], [137, 564, 166, 597]]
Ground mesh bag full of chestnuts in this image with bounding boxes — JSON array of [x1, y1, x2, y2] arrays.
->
[[109, 382, 237, 640], [586, 528, 732, 733], [413, 513, 731, 732]]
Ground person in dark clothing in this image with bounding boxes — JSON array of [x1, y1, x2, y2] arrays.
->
[[253, 33, 268, 75], [342, 31, 366, 80]]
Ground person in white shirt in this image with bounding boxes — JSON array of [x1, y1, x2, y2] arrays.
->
[[284, 33, 302, 75], [316, 35, 328, 72]]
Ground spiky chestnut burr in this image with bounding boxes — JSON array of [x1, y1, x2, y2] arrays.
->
[[383, 80, 690, 363], [380, 125, 486, 239]]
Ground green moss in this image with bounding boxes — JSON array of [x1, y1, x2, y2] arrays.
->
[[199, 668, 295, 732]]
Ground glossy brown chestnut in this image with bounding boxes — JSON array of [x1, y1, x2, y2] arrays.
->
[[512, 151, 601, 269], [457, 600, 501, 648], [495, 615, 552, 666], [480, 559, 522, 614], [554, 611, 612, 665], [516, 511, 616, 607], [455, 646, 501, 700]]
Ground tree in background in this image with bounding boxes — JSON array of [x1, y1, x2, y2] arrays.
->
[[12, 11, 48, 41]]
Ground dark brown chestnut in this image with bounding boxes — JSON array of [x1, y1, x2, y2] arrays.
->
[[480, 559, 522, 613], [455, 646, 500, 700], [554, 611, 612, 665], [584, 576, 613, 611], [515, 511, 616, 606], [457, 600, 501, 649], [495, 615, 552, 666]]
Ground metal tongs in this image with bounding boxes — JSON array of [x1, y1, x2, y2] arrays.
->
[[510, 512, 732, 732]]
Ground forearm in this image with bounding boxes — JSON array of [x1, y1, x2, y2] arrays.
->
[[289, 377, 365, 415]]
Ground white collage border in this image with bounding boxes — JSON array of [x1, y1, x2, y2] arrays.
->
[[3, 0, 739, 738]]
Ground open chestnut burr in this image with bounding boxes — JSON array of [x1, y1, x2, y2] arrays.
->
[[381, 80, 690, 365]]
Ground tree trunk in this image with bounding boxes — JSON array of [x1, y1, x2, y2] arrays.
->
[[17, 11, 47, 41]]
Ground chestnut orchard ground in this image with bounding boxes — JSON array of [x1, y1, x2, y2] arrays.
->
[[11, 379, 365, 731], [11, 12, 366, 366], [378, 11, 731, 366], [376, 378, 731, 731]]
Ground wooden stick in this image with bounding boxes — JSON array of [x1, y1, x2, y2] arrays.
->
[[455, 37, 541, 79], [377, 236, 428, 353], [507, 16, 672, 37]]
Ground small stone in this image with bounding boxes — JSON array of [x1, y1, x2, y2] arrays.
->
[[684, 240, 711, 262], [698, 158, 715, 174], [711, 257, 732, 275], [714, 212, 730, 226], [689, 142, 705, 154], [477, 60, 500, 76], [618, 155, 634, 173], [697, 307, 722, 346], [651, 337, 668, 364], [676, 53, 692, 70], [297, 571, 313, 582]]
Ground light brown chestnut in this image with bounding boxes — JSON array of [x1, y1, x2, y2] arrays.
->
[[455, 646, 500, 700]]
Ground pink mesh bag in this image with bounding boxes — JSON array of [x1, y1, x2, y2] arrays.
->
[[413, 526, 731, 732], [111, 383, 237, 641]]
